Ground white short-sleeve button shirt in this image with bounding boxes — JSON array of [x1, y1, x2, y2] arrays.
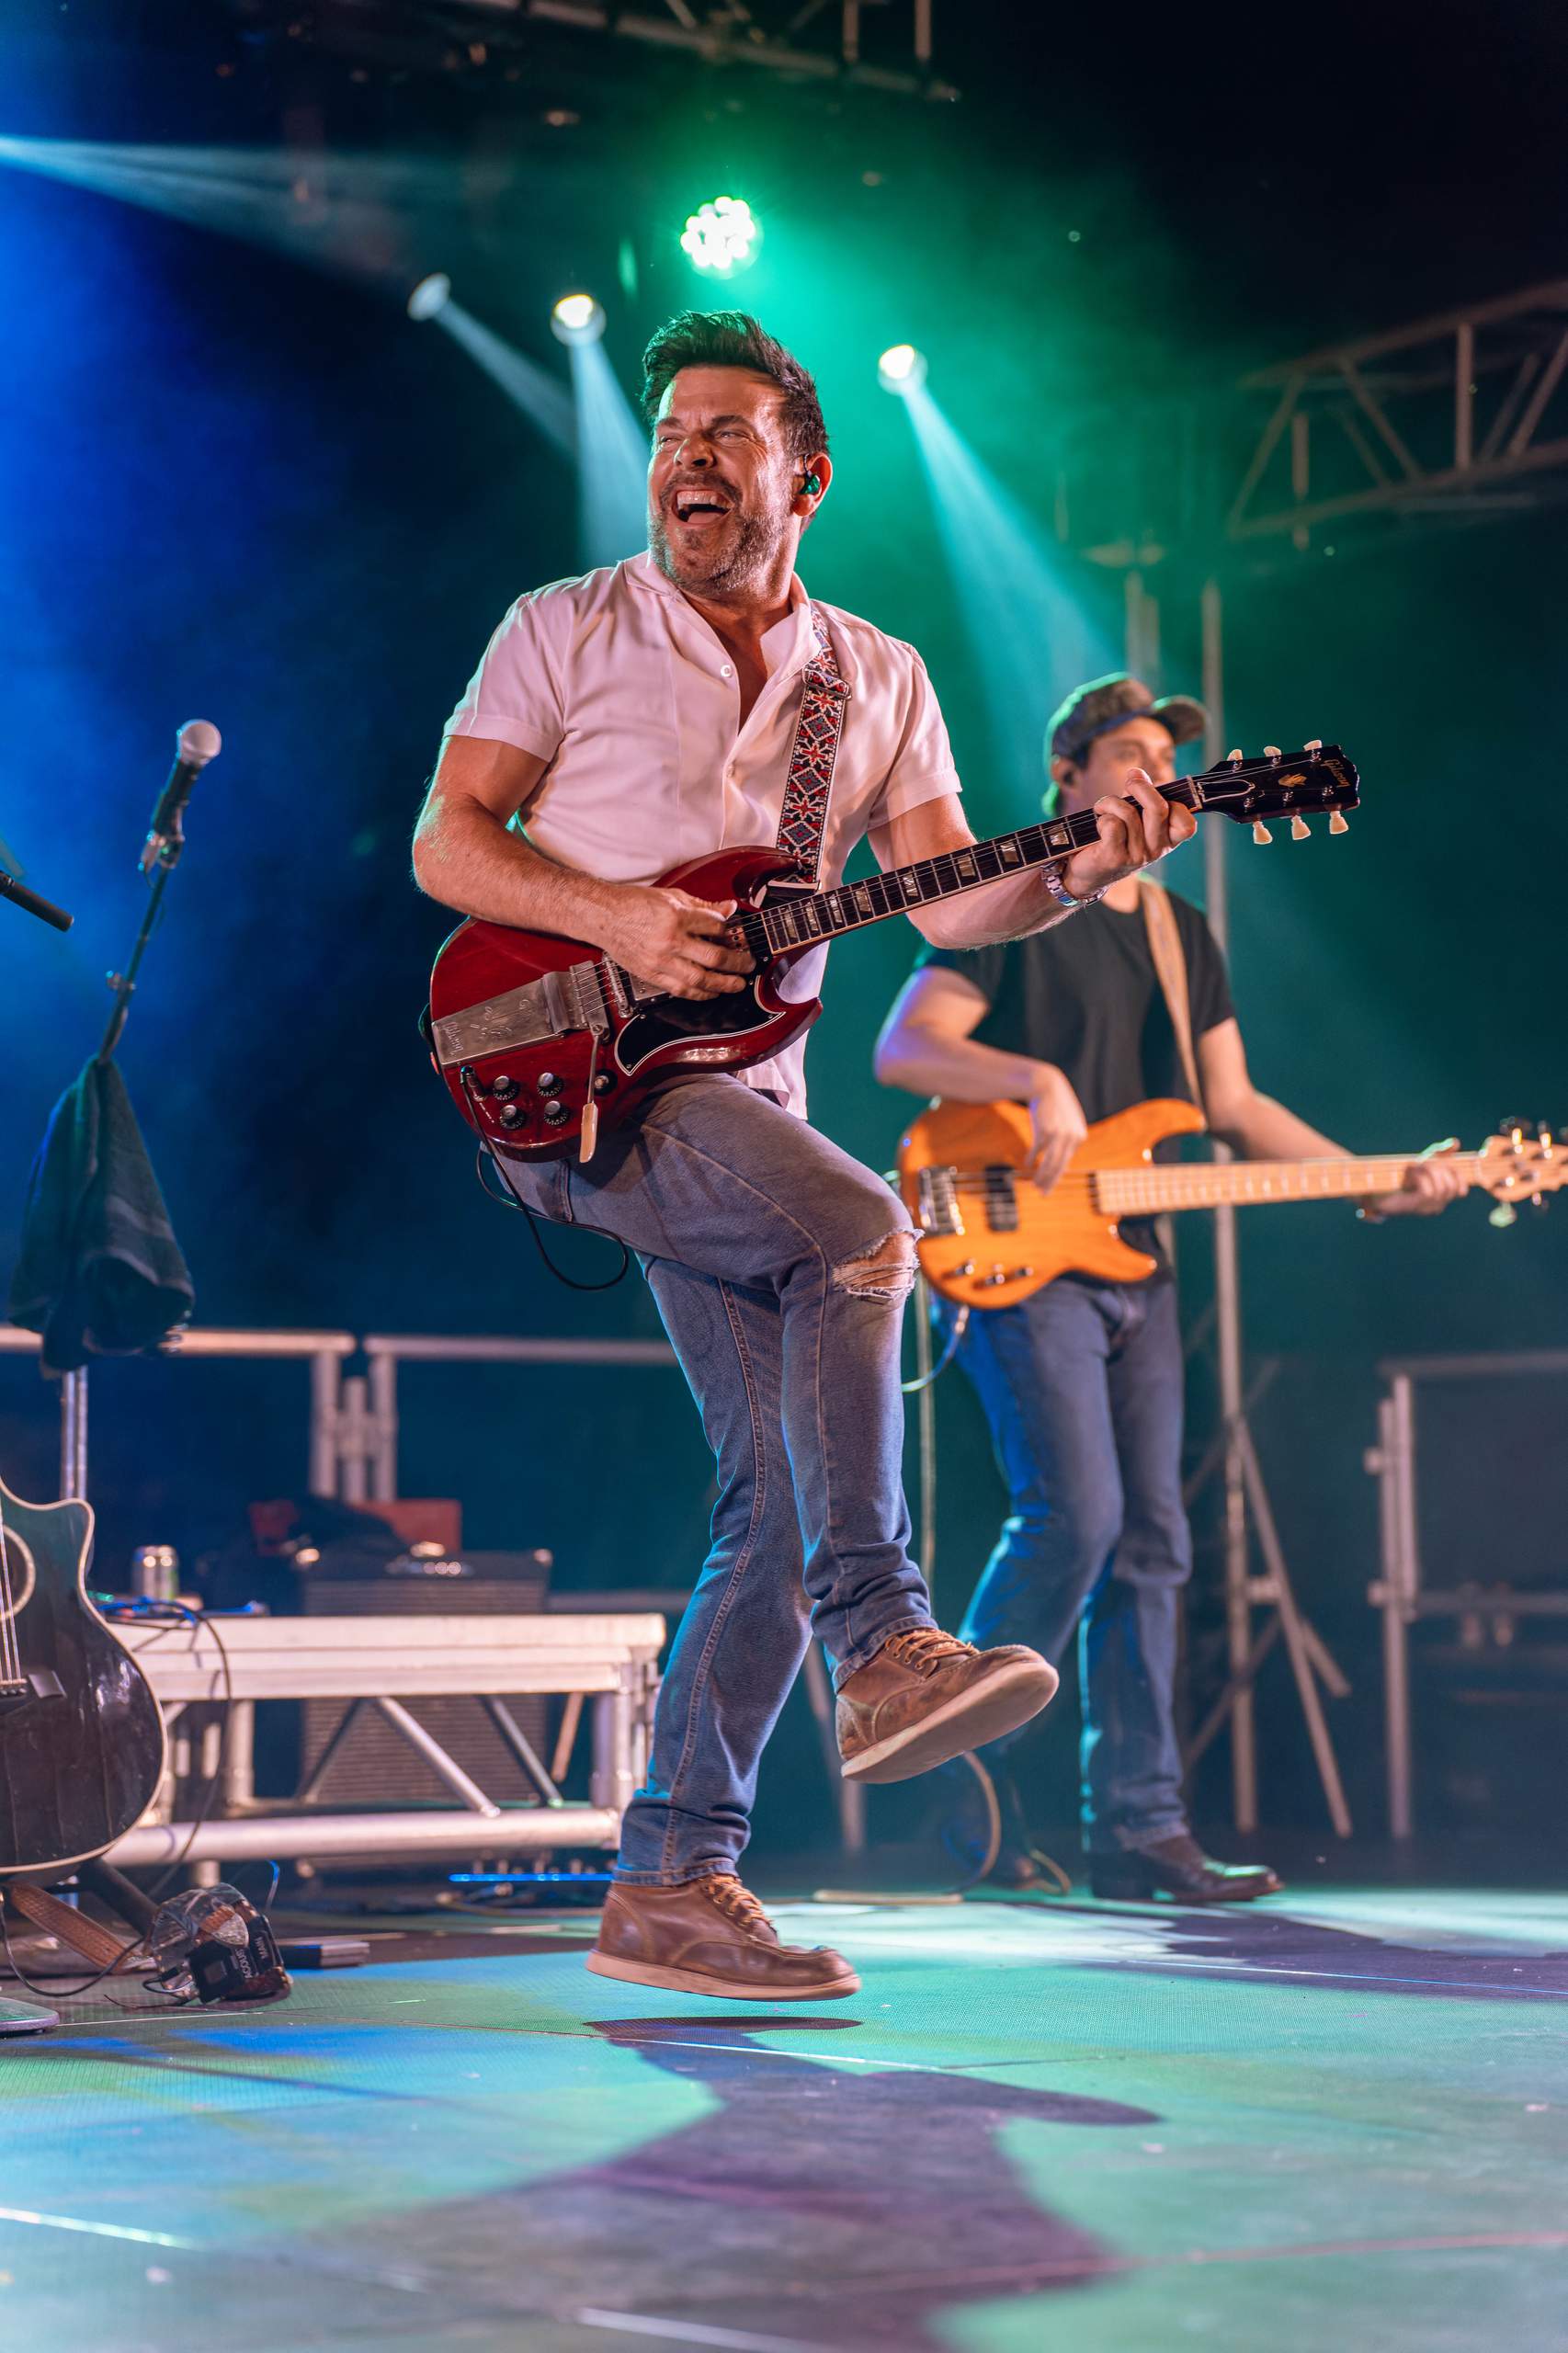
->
[[443, 551, 960, 1118]]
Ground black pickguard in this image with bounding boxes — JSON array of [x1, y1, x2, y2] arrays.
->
[[619, 979, 782, 1063], [0, 1479, 166, 1875]]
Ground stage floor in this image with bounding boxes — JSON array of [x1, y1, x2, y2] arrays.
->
[[6, 1884, 1566, 2351]]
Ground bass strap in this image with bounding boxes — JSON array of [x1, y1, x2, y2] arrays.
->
[[1138, 877, 1205, 1118], [773, 605, 850, 888]]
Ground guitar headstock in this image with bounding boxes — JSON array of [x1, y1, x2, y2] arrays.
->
[[1475, 1120, 1566, 1228], [1194, 742, 1360, 844]]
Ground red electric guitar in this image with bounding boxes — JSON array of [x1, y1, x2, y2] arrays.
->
[[426, 743, 1359, 1163]]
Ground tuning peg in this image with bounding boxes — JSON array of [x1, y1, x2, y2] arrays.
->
[[1304, 739, 1323, 755], [1252, 821, 1272, 846], [1227, 748, 1244, 767], [1490, 1202, 1517, 1229], [1290, 814, 1311, 840], [1328, 810, 1349, 834], [1264, 744, 1282, 760]]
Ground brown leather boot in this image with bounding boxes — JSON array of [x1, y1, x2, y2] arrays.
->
[[1089, 1835, 1283, 1904], [836, 1626, 1058, 1785], [585, 1874, 860, 2002]]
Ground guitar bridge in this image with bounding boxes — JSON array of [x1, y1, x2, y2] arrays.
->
[[0, 1668, 63, 1715]]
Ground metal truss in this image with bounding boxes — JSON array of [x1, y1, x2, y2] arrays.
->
[[1227, 278, 1568, 545], [217, 0, 952, 100], [516, 0, 950, 96]]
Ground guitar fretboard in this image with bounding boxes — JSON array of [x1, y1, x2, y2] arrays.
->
[[735, 782, 1204, 957]]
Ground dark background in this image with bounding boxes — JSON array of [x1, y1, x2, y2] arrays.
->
[[2, 0, 1563, 1849]]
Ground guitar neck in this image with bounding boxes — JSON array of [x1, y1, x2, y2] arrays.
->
[[1096, 1154, 1481, 1216], [743, 781, 1204, 956]]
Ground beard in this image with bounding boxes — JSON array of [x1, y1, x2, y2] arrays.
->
[[648, 480, 791, 600]]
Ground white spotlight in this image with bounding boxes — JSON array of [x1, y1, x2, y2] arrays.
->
[[878, 343, 928, 395], [407, 271, 452, 322], [551, 292, 606, 346]]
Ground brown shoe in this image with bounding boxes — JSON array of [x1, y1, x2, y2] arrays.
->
[[585, 1874, 860, 2003], [836, 1626, 1059, 1785]]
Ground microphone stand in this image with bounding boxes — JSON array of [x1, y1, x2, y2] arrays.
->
[[98, 854, 176, 1064], [58, 804, 203, 1496]]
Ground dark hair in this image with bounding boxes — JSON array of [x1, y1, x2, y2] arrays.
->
[[641, 311, 828, 460]]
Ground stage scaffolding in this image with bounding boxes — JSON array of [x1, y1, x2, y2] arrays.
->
[[1100, 276, 1568, 1836], [222, 0, 956, 101]]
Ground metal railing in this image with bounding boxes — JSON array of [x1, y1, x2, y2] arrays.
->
[[0, 1325, 356, 1499], [354, 1332, 676, 1505]]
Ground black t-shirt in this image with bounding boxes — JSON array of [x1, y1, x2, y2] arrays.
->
[[915, 886, 1234, 1270]]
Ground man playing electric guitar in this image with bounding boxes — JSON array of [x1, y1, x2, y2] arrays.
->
[[874, 674, 1462, 1903], [413, 316, 1195, 2000]]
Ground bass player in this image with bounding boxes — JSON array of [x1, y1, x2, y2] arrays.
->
[[873, 673, 1461, 1903], [412, 316, 1196, 2000]]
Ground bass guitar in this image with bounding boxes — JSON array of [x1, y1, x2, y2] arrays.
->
[[0, 1476, 166, 1876], [426, 743, 1360, 1162], [898, 1101, 1566, 1308]]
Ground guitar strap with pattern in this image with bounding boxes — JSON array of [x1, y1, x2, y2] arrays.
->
[[772, 605, 850, 888], [1138, 877, 1205, 1118]]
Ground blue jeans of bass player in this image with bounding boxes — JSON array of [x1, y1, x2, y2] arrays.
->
[[949, 1275, 1192, 1852], [499, 1075, 934, 1886]]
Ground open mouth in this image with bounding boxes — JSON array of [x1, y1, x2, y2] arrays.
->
[[670, 488, 735, 528]]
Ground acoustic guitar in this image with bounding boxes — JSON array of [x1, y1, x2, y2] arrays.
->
[[426, 743, 1359, 1163], [898, 1100, 1565, 1309], [0, 1476, 166, 1876]]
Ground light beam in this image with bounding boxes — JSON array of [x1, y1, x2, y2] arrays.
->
[[566, 335, 649, 571], [424, 299, 574, 456], [898, 379, 1117, 808]]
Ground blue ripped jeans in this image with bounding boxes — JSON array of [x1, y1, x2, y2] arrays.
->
[[501, 1076, 934, 1885], [949, 1276, 1192, 1852]]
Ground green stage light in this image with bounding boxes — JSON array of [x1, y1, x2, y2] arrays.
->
[[878, 343, 927, 393], [551, 292, 606, 345], [680, 196, 760, 277]]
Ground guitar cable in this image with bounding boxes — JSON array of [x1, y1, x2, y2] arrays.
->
[[460, 1067, 630, 1293]]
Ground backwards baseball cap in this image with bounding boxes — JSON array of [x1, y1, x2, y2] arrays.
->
[[1048, 673, 1209, 768]]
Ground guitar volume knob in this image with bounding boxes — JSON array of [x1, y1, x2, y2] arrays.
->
[[537, 1072, 562, 1097], [543, 1101, 571, 1128]]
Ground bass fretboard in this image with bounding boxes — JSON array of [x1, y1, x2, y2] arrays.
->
[[1092, 1154, 1481, 1216]]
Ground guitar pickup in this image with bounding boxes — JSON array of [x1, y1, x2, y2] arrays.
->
[[916, 1167, 965, 1237]]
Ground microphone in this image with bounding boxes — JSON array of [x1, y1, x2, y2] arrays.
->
[[140, 719, 222, 875], [0, 866, 74, 932]]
